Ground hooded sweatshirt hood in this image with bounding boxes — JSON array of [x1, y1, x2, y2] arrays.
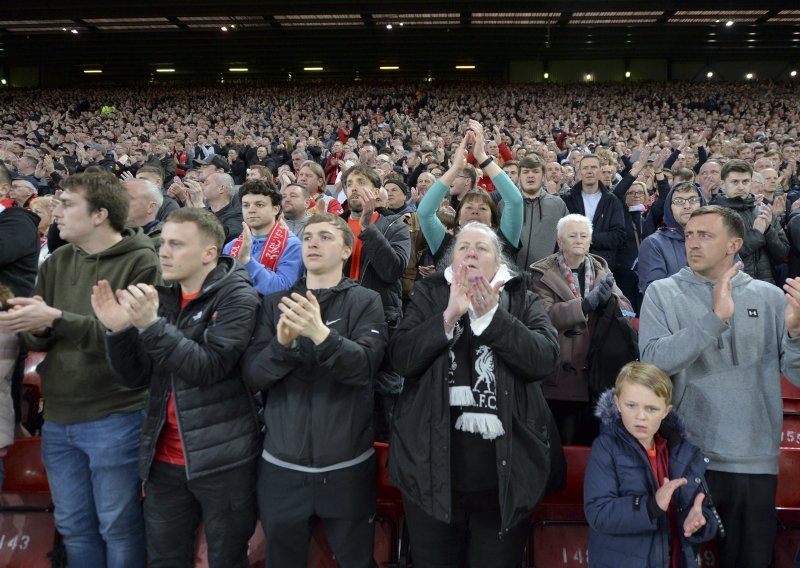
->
[[594, 387, 688, 439], [660, 183, 707, 240]]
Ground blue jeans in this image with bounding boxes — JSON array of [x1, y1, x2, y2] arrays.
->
[[42, 410, 146, 568]]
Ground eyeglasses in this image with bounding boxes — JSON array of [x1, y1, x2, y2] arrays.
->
[[672, 197, 701, 206], [626, 191, 645, 197]]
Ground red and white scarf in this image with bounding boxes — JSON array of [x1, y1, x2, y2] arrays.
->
[[229, 220, 290, 271]]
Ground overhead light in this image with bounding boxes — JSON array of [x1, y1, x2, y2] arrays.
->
[[725, 20, 734, 27], [62, 28, 67, 31], [228, 68, 248, 72], [70, 29, 78, 34], [455, 65, 475, 70], [585, 73, 593, 81], [386, 24, 392, 29], [792, 71, 798, 77], [303, 67, 323, 71], [83, 69, 102, 74], [543, 72, 549, 79], [221, 26, 228, 31], [230, 24, 235, 29], [707, 71, 714, 78], [625, 71, 631, 78], [399, 22, 403, 27], [0, 79, 6, 85], [380, 66, 399, 70], [156, 68, 175, 73], [748, 39, 756, 42], [746, 73, 753, 80]]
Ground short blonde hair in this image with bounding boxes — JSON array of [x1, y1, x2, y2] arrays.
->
[[615, 362, 672, 404]]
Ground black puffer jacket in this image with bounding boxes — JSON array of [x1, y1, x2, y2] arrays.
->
[[0, 207, 40, 297], [105, 257, 261, 481], [711, 194, 789, 284], [389, 273, 560, 532], [242, 278, 387, 468]]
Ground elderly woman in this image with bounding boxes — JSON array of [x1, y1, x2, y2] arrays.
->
[[29, 195, 54, 266], [417, 119, 522, 270], [531, 214, 632, 446], [389, 222, 560, 567]]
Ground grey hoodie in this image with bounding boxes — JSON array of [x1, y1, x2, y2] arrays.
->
[[639, 267, 800, 475]]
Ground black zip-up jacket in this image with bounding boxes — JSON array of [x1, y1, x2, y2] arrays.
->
[[341, 209, 410, 325], [389, 274, 560, 532], [242, 278, 388, 468], [561, 182, 627, 269], [0, 207, 40, 297], [105, 257, 261, 481]]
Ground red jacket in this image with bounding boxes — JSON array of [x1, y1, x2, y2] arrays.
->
[[467, 143, 513, 192]]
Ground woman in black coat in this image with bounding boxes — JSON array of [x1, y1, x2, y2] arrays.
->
[[389, 221, 561, 568]]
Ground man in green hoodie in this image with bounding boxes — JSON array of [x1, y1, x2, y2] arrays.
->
[[0, 170, 160, 567]]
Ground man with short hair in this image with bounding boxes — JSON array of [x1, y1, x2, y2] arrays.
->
[[134, 166, 180, 222], [281, 183, 312, 237], [637, 182, 705, 293], [243, 213, 387, 567], [195, 172, 242, 242], [223, 181, 303, 296], [639, 205, 800, 567], [9, 177, 37, 208], [698, 159, 723, 203], [124, 178, 164, 250], [561, 154, 626, 269], [340, 164, 410, 325], [502, 159, 520, 186], [513, 156, 568, 268], [712, 159, 788, 284], [94, 207, 260, 567], [0, 170, 160, 567]]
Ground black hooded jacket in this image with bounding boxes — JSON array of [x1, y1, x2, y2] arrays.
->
[[242, 277, 388, 468], [105, 257, 261, 481], [561, 182, 627, 269]]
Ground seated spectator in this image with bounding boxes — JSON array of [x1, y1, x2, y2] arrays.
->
[[132, 165, 180, 222], [227, 148, 247, 185], [530, 214, 632, 445], [384, 179, 414, 216], [123, 178, 164, 251], [186, 172, 243, 242], [638, 182, 705, 294], [223, 181, 303, 296], [29, 195, 54, 265], [9, 176, 38, 208], [584, 362, 718, 565], [297, 160, 343, 216], [389, 222, 560, 568], [280, 183, 312, 237]]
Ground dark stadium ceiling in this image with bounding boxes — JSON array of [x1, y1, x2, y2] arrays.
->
[[0, 1, 798, 80]]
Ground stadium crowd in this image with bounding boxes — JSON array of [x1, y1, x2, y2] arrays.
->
[[0, 79, 799, 566]]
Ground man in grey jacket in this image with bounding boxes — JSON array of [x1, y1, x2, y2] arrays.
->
[[639, 205, 800, 567], [512, 156, 568, 269]]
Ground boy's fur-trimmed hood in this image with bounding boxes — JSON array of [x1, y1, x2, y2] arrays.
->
[[593, 387, 688, 439]]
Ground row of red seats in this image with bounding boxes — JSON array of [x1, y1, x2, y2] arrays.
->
[[5, 352, 800, 567]]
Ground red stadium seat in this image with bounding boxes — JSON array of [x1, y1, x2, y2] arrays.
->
[[0, 437, 62, 568]]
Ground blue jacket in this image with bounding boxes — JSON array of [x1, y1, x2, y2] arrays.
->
[[223, 229, 303, 296], [584, 390, 719, 567], [637, 185, 706, 294]]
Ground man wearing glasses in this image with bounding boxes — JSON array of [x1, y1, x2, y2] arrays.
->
[[638, 182, 706, 293]]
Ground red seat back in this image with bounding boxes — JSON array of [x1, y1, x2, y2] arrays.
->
[[777, 448, 800, 510], [2, 438, 49, 494], [541, 446, 590, 507], [23, 352, 45, 390]]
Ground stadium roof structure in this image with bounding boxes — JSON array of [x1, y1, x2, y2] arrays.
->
[[0, 1, 797, 79]]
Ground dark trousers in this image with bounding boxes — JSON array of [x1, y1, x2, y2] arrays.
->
[[143, 459, 257, 568], [704, 470, 777, 568], [258, 456, 377, 568], [546, 399, 599, 446], [404, 490, 529, 568]]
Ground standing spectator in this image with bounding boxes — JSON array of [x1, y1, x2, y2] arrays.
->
[[281, 183, 312, 237], [0, 170, 160, 567], [584, 363, 719, 565], [638, 183, 705, 294], [712, 160, 788, 285], [186, 172, 243, 242], [639, 205, 800, 567], [123, 178, 164, 251], [389, 222, 560, 566], [94, 208, 260, 567], [561, 155, 627, 271], [530, 214, 632, 445], [243, 213, 387, 567], [223, 181, 303, 296]]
